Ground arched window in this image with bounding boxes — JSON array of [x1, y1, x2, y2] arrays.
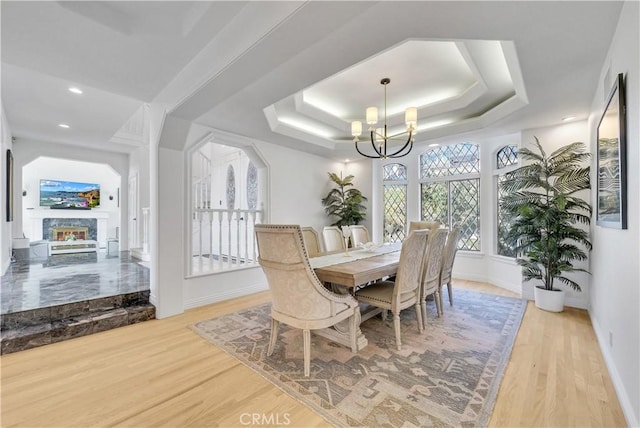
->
[[495, 144, 518, 257], [419, 142, 480, 251], [383, 163, 407, 243]]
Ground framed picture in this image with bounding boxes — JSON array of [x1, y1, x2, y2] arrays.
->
[[596, 73, 627, 229], [5, 149, 13, 222]]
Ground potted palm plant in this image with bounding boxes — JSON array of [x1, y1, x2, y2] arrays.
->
[[500, 137, 592, 312], [321, 172, 367, 227]]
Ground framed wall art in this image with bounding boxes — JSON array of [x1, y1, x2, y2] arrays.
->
[[5, 149, 13, 222], [596, 73, 627, 229]]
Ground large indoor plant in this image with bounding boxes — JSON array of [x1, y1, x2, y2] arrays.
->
[[500, 137, 592, 312], [321, 172, 367, 227]]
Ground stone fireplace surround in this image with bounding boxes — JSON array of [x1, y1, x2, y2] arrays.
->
[[43, 218, 98, 241], [25, 209, 109, 248]]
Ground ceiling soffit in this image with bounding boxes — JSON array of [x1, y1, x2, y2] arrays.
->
[[264, 39, 527, 149]]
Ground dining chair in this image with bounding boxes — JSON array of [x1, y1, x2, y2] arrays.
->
[[349, 225, 370, 247], [255, 224, 360, 377], [301, 226, 322, 257], [408, 220, 441, 234], [322, 226, 345, 252], [439, 225, 462, 311], [355, 229, 428, 351], [418, 227, 448, 326]]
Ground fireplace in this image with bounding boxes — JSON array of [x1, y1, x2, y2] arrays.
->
[[26, 211, 108, 249], [43, 218, 98, 241], [51, 226, 89, 241]]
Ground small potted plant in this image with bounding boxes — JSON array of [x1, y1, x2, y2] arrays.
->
[[500, 137, 592, 312], [321, 172, 367, 227]]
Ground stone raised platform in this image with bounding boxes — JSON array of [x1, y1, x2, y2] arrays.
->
[[0, 291, 155, 354]]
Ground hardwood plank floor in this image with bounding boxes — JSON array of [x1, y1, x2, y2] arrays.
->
[[0, 280, 626, 427]]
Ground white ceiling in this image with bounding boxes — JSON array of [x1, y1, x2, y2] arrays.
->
[[1, 1, 626, 159]]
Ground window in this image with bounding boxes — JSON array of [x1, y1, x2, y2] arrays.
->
[[495, 145, 518, 257], [383, 163, 407, 243], [420, 143, 480, 251]]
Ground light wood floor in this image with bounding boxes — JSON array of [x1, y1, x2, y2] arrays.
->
[[0, 280, 626, 427]]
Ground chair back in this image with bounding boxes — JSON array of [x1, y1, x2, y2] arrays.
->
[[349, 225, 370, 247], [394, 229, 429, 299], [301, 227, 322, 257], [322, 226, 345, 252], [255, 224, 351, 320], [420, 228, 448, 298], [408, 220, 441, 234], [440, 225, 461, 284]]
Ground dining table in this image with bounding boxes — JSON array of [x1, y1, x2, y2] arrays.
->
[[309, 242, 402, 351]]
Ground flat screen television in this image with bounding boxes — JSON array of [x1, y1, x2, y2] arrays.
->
[[39, 179, 100, 208]]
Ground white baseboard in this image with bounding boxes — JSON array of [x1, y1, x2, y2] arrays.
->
[[131, 247, 151, 262], [183, 282, 268, 310], [590, 315, 639, 428]]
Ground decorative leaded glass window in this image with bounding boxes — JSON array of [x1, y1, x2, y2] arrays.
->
[[247, 161, 258, 210], [226, 165, 236, 209], [496, 145, 518, 169], [496, 145, 518, 257], [383, 163, 407, 243], [420, 142, 480, 179], [419, 143, 481, 251]]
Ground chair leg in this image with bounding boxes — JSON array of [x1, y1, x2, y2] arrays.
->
[[434, 290, 442, 317], [421, 300, 428, 330], [267, 318, 279, 356], [415, 302, 424, 333], [447, 281, 453, 305], [381, 309, 388, 321], [303, 329, 311, 377], [393, 312, 402, 350], [438, 286, 445, 315]]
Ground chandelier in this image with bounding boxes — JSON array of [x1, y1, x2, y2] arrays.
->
[[351, 78, 417, 159]]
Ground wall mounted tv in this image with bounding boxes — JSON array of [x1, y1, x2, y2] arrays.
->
[[39, 179, 100, 209]]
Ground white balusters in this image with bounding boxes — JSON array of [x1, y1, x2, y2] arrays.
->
[[191, 207, 262, 275]]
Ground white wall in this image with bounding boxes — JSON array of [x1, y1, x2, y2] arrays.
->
[[129, 144, 150, 247], [588, 1, 639, 425], [21, 157, 121, 244], [1, 102, 13, 274]]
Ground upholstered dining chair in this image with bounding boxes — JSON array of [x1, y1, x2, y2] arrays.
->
[[254, 224, 360, 377], [301, 226, 322, 257], [322, 226, 345, 252], [349, 225, 370, 247], [439, 225, 462, 311], [355, 229, 428, 351], [408, 220, 441, 234], [419, 228, 448, 326]]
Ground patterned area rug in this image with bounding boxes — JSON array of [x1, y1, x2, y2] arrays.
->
[[191, 290, 526, 427]]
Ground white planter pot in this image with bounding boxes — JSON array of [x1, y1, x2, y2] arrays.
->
[[534, 286, 565, 312]]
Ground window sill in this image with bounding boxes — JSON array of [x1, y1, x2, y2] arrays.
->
[[457, 251, 485, 259]]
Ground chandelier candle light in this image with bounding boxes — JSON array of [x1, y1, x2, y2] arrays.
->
[[351, 78, 417, 159]]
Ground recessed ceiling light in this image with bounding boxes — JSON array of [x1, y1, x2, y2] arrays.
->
[[344, 159, 350, 163], [562, 116, 576, 121], [58, 124, 70, 128], [68, 87, 83, 94], [428, 143, 440, 147]]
